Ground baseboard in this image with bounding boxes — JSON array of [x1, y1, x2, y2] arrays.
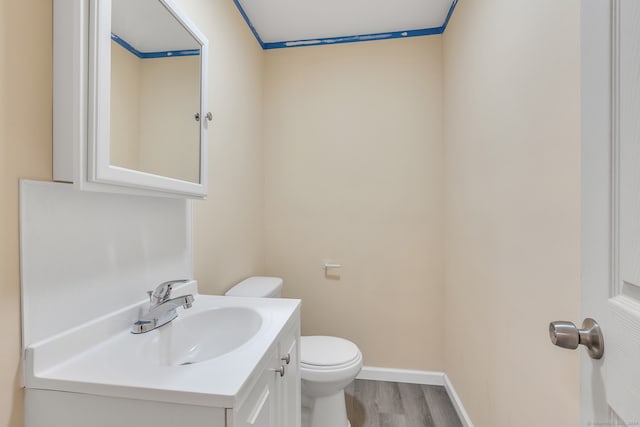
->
[[443, 374, 474, 427], [356, 366, 445, 386], [356, 366, 473, 427]]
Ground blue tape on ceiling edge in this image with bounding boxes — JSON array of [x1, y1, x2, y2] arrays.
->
[[441, 0, 460, 32], [231, 0, 266, 49], [263, 27, 444, 50], [111, 34, 200, 59], [233, 0, 458, 50]]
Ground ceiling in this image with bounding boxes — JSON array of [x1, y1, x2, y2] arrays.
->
[[112, 0, 200, 53], [234, 0, 458, 49]]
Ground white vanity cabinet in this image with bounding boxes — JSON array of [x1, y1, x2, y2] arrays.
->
[[25, 315, 300, 427], [232, 357, 280, 426], [23, 293, 301, 427], [281, 331, 301, 427], [229, 323, 301, 427], [26, 390, 228, 427]]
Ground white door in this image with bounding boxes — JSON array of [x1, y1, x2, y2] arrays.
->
[[580, 0, 640, 425]]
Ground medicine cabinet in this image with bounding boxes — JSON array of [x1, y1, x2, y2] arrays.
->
[[53, 0, 209, 198]]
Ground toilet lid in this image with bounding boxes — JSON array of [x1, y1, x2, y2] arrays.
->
[[300, 336, 361, 367], [225, 277, 283, 298]]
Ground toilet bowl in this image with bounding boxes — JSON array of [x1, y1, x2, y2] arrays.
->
[[300, 336, 362, 427], [225, 277, 362, 427]]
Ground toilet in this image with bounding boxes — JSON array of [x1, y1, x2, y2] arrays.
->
[[226, 277, 363, 427]]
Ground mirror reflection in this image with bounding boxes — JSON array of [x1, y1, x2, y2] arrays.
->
[[110, 0, 202, 184]]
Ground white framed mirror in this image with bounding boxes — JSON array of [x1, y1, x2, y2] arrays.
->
[[53, 0, 209, 198]]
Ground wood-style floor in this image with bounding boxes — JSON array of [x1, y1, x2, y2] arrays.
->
[[345, 379, 463, 427]]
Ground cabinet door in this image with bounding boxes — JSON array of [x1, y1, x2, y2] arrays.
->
[[280, 332, 301, 427], [234, 366, 278, 427]]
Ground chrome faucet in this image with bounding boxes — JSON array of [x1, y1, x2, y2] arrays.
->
[[132, 280, 195, 334]]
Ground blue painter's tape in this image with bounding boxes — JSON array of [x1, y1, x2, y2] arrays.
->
[[111, 33, 200, 58], [441, 0, 460, 31], [137, 49, 201, 58], [231, 0, 266, 49], [111, 34, 141, 56], [232, 0, 457, 50], [263, 27, 444, 50]]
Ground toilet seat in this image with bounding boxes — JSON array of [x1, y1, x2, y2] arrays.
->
[[300, 336, 363, 383], [300, 336, 361, 367]]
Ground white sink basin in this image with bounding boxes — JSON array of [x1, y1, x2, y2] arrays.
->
[[141, 307, 263, 366], [24, 290, 300, 408]]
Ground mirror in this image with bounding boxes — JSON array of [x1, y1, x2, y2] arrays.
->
[[110, 0, 202, 184], [53, 0, 208, 198], [88, 0, 208, 197]]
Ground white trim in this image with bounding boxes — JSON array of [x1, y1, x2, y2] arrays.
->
[[443, 374, 474, 427], [580, 0, 614, 424], [356, 366, 445, 385], [355, 367, 473, 426]]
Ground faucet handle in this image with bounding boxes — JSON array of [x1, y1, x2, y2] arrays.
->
[[150, 279, 189, 305]]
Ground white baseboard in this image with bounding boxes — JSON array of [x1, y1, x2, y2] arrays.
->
[[356, 366, 473, 427], [443, 373, 474, 427], [356, 366, 445, 385]]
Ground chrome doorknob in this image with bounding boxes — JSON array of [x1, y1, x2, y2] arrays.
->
[[549, 318, 604, 360]]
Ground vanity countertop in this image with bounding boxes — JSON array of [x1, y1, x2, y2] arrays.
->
[[25, 290, 300, 408]]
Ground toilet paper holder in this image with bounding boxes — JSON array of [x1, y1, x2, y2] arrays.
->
[[323, 261, 341, 274]]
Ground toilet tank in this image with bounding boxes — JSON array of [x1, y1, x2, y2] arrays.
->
[[225, 276, 283, 298]]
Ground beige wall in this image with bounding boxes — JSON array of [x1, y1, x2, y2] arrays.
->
[[263, 37, 445, 370], [139, 55, 201, 183], [175, 0, 266, 295], [1, 1, 53, 426], [110, 41, 141, 171], [442, 1, 581, 426], [111, 43, 201, 183]]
